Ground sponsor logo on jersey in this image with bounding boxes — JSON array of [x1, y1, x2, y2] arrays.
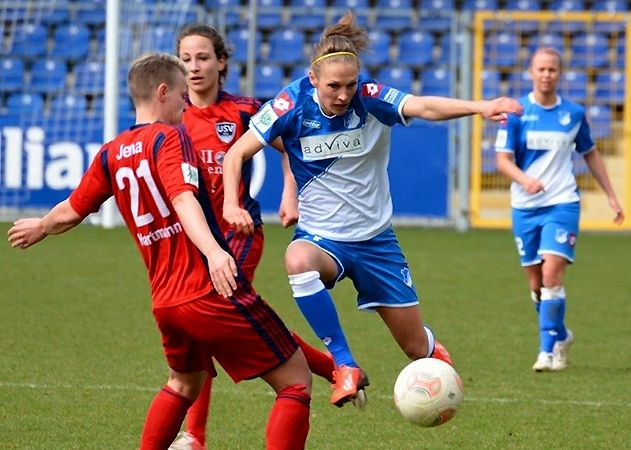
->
[[302, 118, 321, 129], [272, 91, 293, 116], [520, 114, 539, 122], [361, 83, 381, 97], [252, 103, 278, 133], [215, 122, 236, 143], [344, 109, 361, 128], [526, 127, 578, 152], [495, 129, 508, 148], [383, 88, 400, 104], [181, 162, 199, 187], [568, 232, 576, 246], [558, 111, 571, 126], [299, 128, 364, 161]]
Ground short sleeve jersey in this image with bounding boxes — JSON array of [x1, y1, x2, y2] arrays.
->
[[495, 93, 594, 209], [183, 91, 263, 233], [69, 123, 216, 309], [249, 76, 411, 241]]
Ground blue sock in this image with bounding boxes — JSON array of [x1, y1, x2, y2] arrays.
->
[[539, 299, 561, 353], [555, 298, 567, 341], [541, 286, 568, 346], [289, 271, 357, 368]]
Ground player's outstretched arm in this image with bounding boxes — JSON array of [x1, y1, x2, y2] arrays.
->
[[583, 148, 625, 225], [223, 130, 265, 235], [8, 199, 84, 249], [402, 96, 523, 122], [172, 191, 238, 297]]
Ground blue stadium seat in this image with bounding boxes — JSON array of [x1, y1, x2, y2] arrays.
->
[[223, 64, 242, 94], [37, 1, 72, 26], [95, 26, 136, 61], [50, 94, 89, 115], [377, 66, 414, 93], [10, 24, 48, 59], [138, 26, 177, 54], [7, 93, 45, 116], [363, 30, 392, 68], [461, 0, 499, 10], [30, 59, 68, 94], [0, 58, 25, 93], [507, 70, 531, 98], [484, 32, 519, 67], [502, 0, 541, 32], [569, 32, 609, 68], [254, 64, 284, 99], [560, 70, 588, 103], [288, 0, 326, 31], [614, 37, 624, 68], [75, 0, 107, 26], [545, 1, 585, 33], [257, 0, 284, 30], [481, 69, 502, 98], [374, 0, 415, 31], [397, 30, 434, 67], [594, 70, 624, 104], [592, 1, 627, 33], [571, 152, 589, 176], [73, 61, 105, 95], [227, 28, 262, 64], [153, 4, 200, 26], [421, 67, 451, 96], [586, 105, 612, 139], [331, 0, 369, 7], [418, 0, 455, 10], [205, 0, 241, 27], [92, 95, 135, 118], [266, 29, 305, 65], [50, 25, 91, 61], [528, 32, 564, 54], [481, 137, 496, 174]]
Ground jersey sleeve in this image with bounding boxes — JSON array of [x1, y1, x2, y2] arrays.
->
[[68, 144, 113, 217], [574, 110, 595, 154], [249, 89, 295, 146], [360, 81, 410, 126], [155, 125, 200, 201], [494, 113, 520, 153]]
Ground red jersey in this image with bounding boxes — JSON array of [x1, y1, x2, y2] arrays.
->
[[69, 123, 217, 309], [183, 91, 263, 234]]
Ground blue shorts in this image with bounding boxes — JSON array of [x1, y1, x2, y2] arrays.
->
[[292, 227, 419, 311], [512, 202, 580, 266]]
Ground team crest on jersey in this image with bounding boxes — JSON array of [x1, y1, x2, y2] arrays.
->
[[215, 122, 236, 143], [344, 109, 361, 128], [558, 111, 571, 126], [181, 163, 199, 187], [272, 91, 294, 116], [401, 267, 413, 288], [361, 83, 382, 97]]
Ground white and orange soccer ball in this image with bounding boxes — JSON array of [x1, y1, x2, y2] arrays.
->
[[393, 358, 464, 427]]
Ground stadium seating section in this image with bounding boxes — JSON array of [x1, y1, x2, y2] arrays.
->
[[0, 0, 629, 132]]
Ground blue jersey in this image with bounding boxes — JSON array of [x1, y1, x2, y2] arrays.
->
[[494, 93, 594, 209], [250, 76, 411, 241]]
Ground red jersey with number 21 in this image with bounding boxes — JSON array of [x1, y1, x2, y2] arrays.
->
[[69, 123, 213, 309]]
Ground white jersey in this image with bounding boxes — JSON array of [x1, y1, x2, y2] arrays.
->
[[250, 76, 411, 241], [494, 93, 594, 209]]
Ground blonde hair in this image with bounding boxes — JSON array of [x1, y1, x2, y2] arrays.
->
[[530, 47, 563, 71], [311, 11, 368, 74], [128, 53, 187, 104]]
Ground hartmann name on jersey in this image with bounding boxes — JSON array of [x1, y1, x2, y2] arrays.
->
[[299, 128, 363, 161]]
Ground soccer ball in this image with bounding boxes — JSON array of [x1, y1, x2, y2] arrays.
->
[[393, 358, 464, 427]]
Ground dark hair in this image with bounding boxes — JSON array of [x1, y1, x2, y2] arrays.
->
[[311, 11, 368, 75], [176, 24, 231, 84]]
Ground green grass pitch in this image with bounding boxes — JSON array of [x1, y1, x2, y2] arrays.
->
[[1, 222, 630, 449]]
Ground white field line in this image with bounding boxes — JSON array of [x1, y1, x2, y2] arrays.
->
[[1, 381, 630, 408]]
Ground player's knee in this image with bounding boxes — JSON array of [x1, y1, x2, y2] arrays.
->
[[167, 370, 205, 401], [277, 384, 311, 405]]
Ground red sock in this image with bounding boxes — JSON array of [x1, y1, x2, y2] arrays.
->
[[185, 375, 212, 444], [291, 331, 335, 383], [140, 385, 192, 450], [265, 385, 311, 450]]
